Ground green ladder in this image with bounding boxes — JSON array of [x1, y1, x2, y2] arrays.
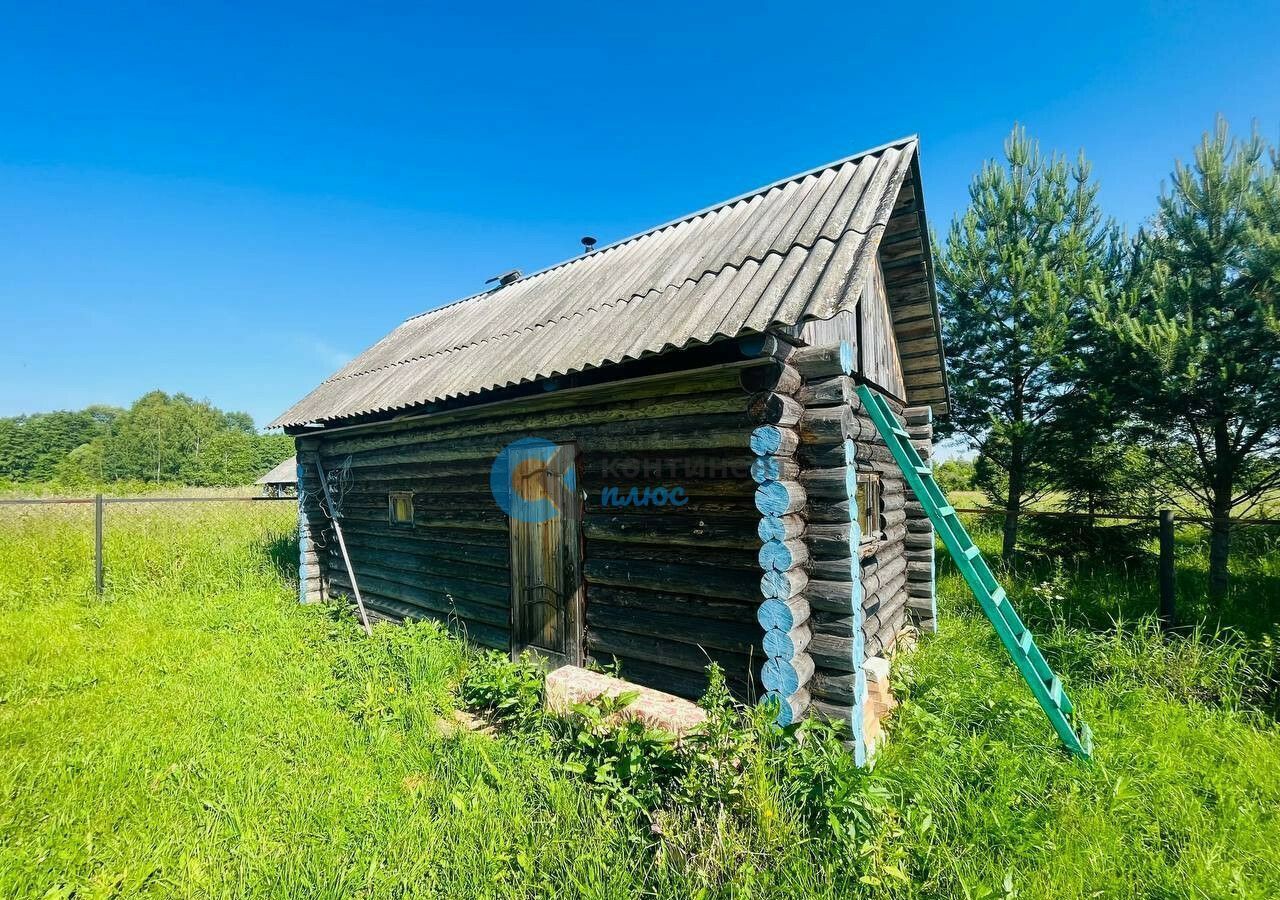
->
[[856, 385, 1093, 759]]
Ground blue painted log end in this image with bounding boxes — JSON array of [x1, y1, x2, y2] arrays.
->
[[757, 538, 797, 571], [757, 598, 797, 631], [755, 481, 794, 516], [760, 657, 801, 696], [749, 424, 784, 456]]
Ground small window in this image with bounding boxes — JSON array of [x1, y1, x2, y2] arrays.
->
[[388, 491, 414, 527], [856, 474, 882, 543]]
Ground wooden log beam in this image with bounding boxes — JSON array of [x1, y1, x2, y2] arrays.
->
[[790, 342, 853, 379], [758, 514, 805, 542], [863, 573, 909, 618], [755, 481, 806, 516], [806, 523, 855, 560], [740, 360, 802, 394], [760, 652, 815, 695], [861, 555, 908, 596], [881, 493, 907, 513], [864, 583, 910, 632], [588, 626, 761, 680], [809, 555, 863, 581], [763, 622, 813, 659], [587, 585, 757, 623], [799, 439, 890, 468], [758, 538, 809, 571], [794, 375, 855, 407], [808, 631, 858, 674], [327, 571, 507, 627], [583, 513, 761, 550], [761, 567, 809, 601], [584, 557, 760, 600], [811, 698, 856, 725], [587, 605, 761, 655], [751, 455, 800, 484], [804, 496, 854, 524], [738, 333, 798, 361], [800, 467, 856, 499], [810, 670, 858, 703], [748, 392, 804, 426], [804, 579, 858, 613], [757, 594, 811, 631], [750, 425, 800, 456]]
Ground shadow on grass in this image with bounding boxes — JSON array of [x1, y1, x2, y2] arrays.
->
[[260, 530, 300, 590]]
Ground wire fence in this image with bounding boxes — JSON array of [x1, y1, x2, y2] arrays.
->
[[0, 493, 297, 594], [3, 493, 1275, 626], [949, 505, 1280, 627]]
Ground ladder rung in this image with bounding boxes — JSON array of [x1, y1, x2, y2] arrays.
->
[[1018, 629, 1034, 653], [937, 504, 955, 516], [964, 545, 981, 559], [990, 586, 1006, 606], [914, 465, 931, 475], [1049, 675, 1065, 709], [890, 426, 909, 439]]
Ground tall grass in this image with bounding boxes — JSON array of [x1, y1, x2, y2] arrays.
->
[[0, 505, 1278, 898]]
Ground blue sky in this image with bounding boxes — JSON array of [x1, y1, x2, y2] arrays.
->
[[2, 1, 1277, 428]]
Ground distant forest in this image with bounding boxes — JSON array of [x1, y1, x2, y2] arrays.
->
[[0, 391, 292, 488]]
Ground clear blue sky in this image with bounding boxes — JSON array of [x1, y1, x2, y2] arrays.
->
[[2, 1, 1277, 428]]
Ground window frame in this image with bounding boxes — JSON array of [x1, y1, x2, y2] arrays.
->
[[388, 491, 415, 528], [856, 472, 883, 544]]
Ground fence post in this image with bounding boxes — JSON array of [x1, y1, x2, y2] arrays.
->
[[1158, 509, 1175, 629], [94, 493, 105, 596]]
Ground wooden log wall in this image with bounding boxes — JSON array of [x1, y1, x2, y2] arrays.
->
[[293, 356, 773, 702], [780, 342, 867, 763], [749, 353, 815, 729], [760, 337, 922, 764], [903, 406, 937, 633], [855, 389, 914, 662], [295, 453, 331, 605]]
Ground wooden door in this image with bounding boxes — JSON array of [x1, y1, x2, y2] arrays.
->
[[508, 441, 583, 666]]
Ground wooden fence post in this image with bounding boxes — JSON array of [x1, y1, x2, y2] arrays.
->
[[94, 493, 105, 596], [1158, 509, 1175, 629]]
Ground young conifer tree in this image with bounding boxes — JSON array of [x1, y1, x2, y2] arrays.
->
[[936, 126, 1121, 559], [1094, 118, 1280, 599]]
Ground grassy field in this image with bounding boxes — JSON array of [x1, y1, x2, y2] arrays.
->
[[1, 503, 1278, 898]]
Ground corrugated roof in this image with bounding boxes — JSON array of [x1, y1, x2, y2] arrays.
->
[[272, 137, 926, 428], [256, 455, 298, 485]]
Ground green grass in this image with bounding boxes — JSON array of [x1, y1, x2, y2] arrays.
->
[[1, 504, 1278, 898]]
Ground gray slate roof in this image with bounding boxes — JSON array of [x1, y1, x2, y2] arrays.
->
[[256, 455, 298, 485], [272, 137, 936, 428]]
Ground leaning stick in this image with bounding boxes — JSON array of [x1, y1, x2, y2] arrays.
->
[[315, 459, 372, 636]]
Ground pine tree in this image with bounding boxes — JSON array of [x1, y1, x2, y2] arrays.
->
[[1094, 118, 1280, 599], [936, 126, 1122, 559]]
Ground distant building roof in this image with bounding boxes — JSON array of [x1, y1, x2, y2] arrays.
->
[[272, 136, 944, 428], [256, 455, 298, 485]]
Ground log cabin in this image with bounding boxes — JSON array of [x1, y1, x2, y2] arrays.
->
[[270, 135, 948, 763]]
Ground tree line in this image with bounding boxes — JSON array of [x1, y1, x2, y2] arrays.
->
[[0, 391, 293, 489], [938, 117, 1280, 600]]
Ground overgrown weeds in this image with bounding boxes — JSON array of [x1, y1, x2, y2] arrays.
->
[[459, 654, 898, 866]]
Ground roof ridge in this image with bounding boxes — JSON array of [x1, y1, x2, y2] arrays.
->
[[398, 136, 919, 326], [323, 226, 884, 385]]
